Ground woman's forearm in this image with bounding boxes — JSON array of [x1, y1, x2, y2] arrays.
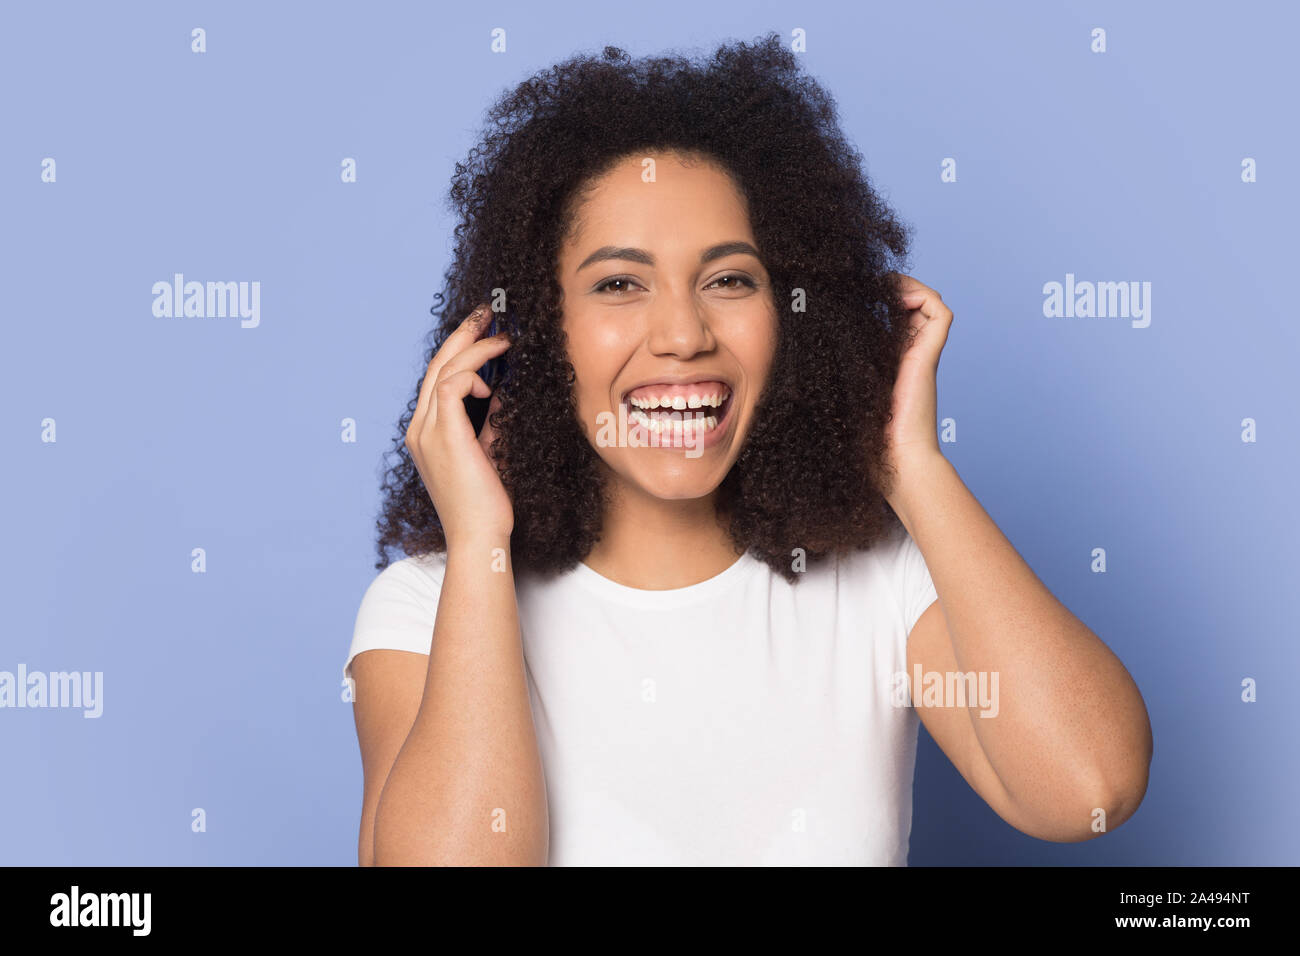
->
[[888, 451, 1152, 833], [372, 533, 548, 865]]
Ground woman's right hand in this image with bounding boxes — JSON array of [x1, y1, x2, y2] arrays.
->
[[405, 303, 514, 546]]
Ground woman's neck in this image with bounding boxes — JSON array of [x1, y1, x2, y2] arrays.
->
[[581, 476, 742, 590]]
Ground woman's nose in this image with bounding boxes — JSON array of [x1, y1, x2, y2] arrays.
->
[[645, 299, 716, 358]]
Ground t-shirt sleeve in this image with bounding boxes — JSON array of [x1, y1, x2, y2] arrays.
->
[[342, 555, 446, 687], [893, 526, 940, 636]]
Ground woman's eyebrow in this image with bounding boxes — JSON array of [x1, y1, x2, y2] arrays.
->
[[576, 241, 761, 272]]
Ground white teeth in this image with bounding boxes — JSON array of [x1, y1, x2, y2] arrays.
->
[[626, 387, 732, 410], [626, 408, 721, 438]]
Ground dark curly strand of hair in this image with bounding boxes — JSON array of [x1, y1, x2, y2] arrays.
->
[[375, 32, 916, 583]]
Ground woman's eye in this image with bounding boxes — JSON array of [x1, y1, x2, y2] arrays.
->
[[595, 277, 640, 295], [709, 274, 757, 291]]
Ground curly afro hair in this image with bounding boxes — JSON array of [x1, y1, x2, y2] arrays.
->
[[375, 32, 918, 583]]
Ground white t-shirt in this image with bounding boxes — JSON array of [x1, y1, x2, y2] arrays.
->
[[343, 525, 939, 866]]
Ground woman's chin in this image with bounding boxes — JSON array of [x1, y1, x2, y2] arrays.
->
[[607, 457, 729, 503]]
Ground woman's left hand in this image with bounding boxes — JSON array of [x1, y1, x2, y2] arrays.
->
[[882, 273, 953, 483]]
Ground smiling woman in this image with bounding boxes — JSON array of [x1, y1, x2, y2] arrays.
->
[[343, 33, 1152, 867], [375, 37, 916, 579]]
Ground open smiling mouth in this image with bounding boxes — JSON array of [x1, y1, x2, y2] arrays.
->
[[620, 381, 734, 445]]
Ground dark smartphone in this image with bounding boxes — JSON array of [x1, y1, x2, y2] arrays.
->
[[463, 311, 506, 437]]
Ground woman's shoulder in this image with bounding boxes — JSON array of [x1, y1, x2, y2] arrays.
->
[[834, 524, 938, 633], [378, 550, 448, 588], [354, 552, 448, 630], [343, 551, 449, 682]]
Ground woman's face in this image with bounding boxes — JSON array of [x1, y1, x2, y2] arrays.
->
[[556, 151, 779, 502]]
